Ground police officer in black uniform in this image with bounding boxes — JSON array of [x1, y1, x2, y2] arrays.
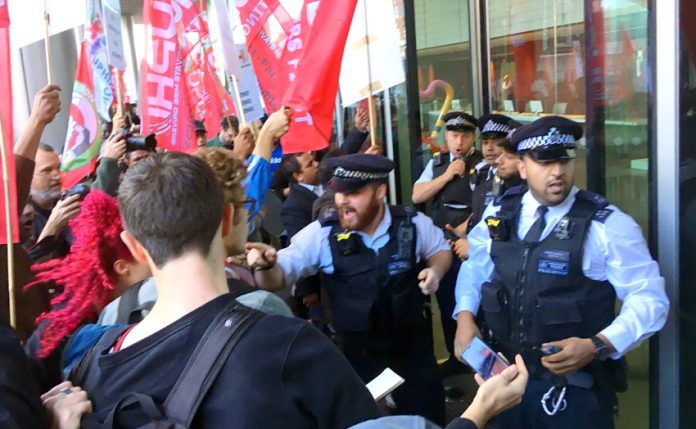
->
[[453, 116, 669, 428], [468, 114, 523, 232], [251, 154, 453, 425], [412, 112, 481, 367]]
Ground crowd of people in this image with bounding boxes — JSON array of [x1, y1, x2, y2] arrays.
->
[[0, 82, 669, 429]]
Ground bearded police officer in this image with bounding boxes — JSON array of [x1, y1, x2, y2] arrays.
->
[[452, 116, 669, 428], [412, 112, 481, 369], [250, 154, 452, 425]]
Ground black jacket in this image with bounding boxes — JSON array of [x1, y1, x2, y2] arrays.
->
[[0, 323, 49, 429]]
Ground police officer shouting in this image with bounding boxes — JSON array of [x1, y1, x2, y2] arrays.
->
[[412, 111, 481, 368], [452, 116, 669, 428], [250, 154, 452, 425]]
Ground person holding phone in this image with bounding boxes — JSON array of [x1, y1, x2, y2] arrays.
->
[[452, 116, 669, 428]]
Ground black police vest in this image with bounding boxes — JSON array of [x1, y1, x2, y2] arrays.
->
[[469, 177, 525, 233], [481, 186, 616, 372], [431, 151, 483, 228], [320, 206, 425, 340]]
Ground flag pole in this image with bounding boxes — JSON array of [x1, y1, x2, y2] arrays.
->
[[114, 68, 124, 117], [43, 0, 53, 84], [229, 74, 247, 128], [362, 0, 377, 149], [0, 111, 16, 329]]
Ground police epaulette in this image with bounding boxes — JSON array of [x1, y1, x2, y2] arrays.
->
[[576, 190, 609, 209], [318, 210, 340, 227], [592, 208, 614, 223], [433, 152, 445, 167], [492, 184, 527, 206]]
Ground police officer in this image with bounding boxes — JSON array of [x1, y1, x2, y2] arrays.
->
[[250, 154, 452, 425], [468, 114, 523, 232], [412, 111, 481, 367], [452, 116, 669, 428]]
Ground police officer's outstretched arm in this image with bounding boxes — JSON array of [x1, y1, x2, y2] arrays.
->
[[246, 242, 286, 292]]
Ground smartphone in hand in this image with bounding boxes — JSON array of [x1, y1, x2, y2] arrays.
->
[[461, 337, 510, 380]]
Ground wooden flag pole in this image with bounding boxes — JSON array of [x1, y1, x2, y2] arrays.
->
[[43, 0, 53, 84], [114, 68, 124, 117], [229, 74, 247, 128], [362, 0, 377, 148], [0, 111, 16, 329]]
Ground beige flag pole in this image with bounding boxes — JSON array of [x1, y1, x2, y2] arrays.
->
[[0, 111, 16, 328], [361, 0, 377, 149], [43, 0, 53, 84]]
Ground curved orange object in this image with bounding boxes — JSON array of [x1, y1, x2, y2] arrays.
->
[[419, 79, 454, 153]]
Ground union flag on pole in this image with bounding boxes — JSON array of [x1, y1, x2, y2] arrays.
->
[[238, 0, 357, 154], [0, 0, 18, 244], [60, 41, 104, 189]]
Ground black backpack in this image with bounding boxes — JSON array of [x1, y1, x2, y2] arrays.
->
[[74, 302, 263, 428]]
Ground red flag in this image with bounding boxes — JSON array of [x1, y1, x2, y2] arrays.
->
[[0, 0, 18, 244], [282, 0, 357, 153], [60, 41, 104, 189], [239, 0, 357, 154], [140, 0, 197, 152], [179, 4, 236, 139]]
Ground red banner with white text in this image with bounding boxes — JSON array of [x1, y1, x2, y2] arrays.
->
[[238, 0, 357, 154], [0, 0, 18, 244], [140, 0, 197, 152]]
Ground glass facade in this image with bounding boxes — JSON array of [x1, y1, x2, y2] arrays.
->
[[678, 0, 695, 426]]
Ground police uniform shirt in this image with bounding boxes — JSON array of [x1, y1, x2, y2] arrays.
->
[[277, 204, 450, 287], [414, 152, 465, 184], [453, 186, 669, 358]]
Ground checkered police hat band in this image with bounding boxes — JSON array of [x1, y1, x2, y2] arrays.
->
[[333, 166, 389, 181], [517, 127, 576, 151], [482, 120, 512, 134], [445, 116, 476, 129]]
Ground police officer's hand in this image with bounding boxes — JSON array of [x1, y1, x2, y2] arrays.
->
[[445, 159, 466, 180], [417, 268, 439, 295], [540, 337, 596, 376], [448, 237, 470, 260], [245, 242, 277, 271], [454, 311, 481, 362], [445, 215, 472, 239], [462, 354, 528, 428]]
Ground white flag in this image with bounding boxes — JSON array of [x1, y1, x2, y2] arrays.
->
[[339, 0, 405, 106]]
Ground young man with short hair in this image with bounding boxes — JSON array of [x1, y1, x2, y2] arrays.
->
[[73, 152, 380, 428]]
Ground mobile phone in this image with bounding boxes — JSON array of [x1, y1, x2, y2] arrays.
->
[[461, 337, 510, 380], [542, 345, 561, 356]]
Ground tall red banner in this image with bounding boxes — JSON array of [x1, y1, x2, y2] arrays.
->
[[0, 0, 18, 244], [238, 0, 357, 154], [140, 0, 196, 152]]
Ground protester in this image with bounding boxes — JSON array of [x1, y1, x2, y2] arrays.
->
[[207, 115, 239, 147], [70, 152, 379, 427], [23, 189, 150, 389], [194, 120, 208, 148], [1, 84, 61, 339]]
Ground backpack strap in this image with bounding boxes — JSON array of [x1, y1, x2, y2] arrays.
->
[[161, 302, 264, 426], [68, 325, 130, 386]]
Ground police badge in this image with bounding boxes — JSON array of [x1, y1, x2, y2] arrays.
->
[[553, 217, 574, 240]]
